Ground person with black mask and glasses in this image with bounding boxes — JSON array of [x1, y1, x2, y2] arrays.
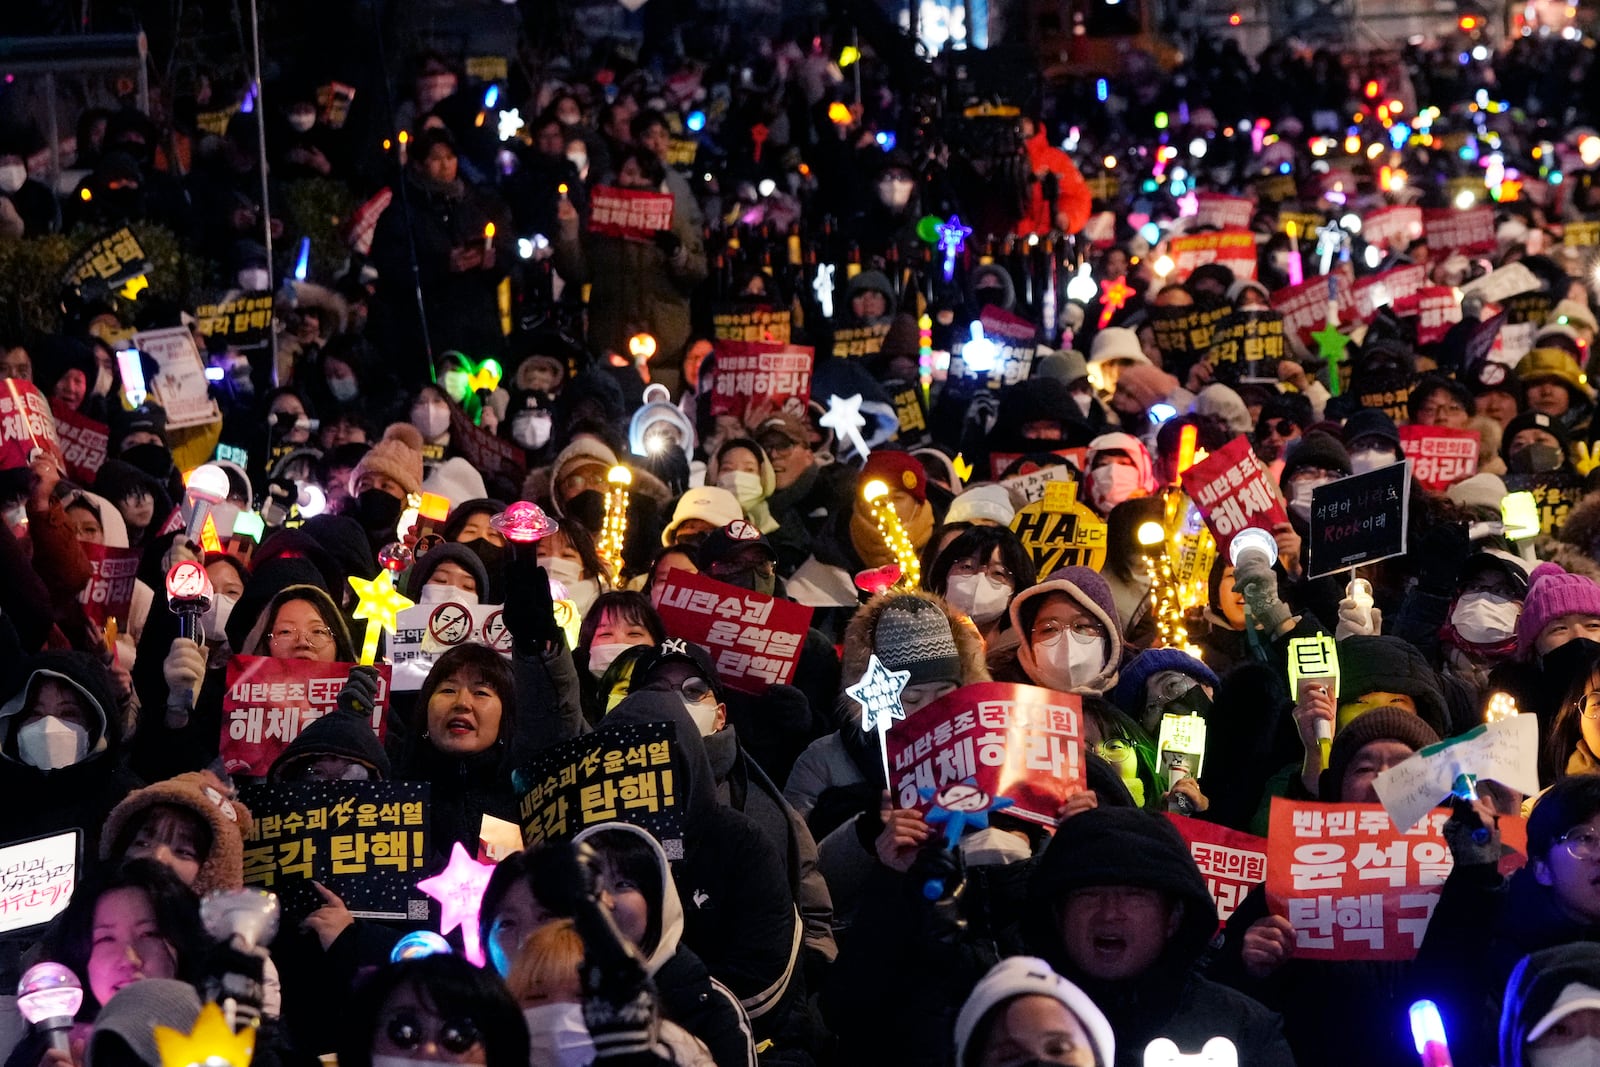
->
[[342, 423, 426, 554]]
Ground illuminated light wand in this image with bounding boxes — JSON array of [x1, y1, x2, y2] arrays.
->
[[862, 479, 921, 590], [597, 465, 632, 577]]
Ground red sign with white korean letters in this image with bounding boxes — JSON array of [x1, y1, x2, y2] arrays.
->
[[651, 569, 813, 694], [1398, 426, 1479, 491], [220, 657, 390, 778], [1179, 435, 1289, 557], [1167, 814, 1268, 925]]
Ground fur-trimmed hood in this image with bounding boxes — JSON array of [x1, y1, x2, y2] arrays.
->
[[520, 434, 673, 514], [1555, 489, 1600, 557], [839, 589, 990, 724]]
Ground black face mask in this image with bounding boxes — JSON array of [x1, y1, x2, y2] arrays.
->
[[463, 538, 506, 588], [1542, 637, 1600, 690], [354, 488, 404, 535], [120, 442, 174, 483], [1510, 443, 1564, 475], [565, 488, 605, 533]]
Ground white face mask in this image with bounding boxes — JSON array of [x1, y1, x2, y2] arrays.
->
[[521, 1003, 593, 1067], [545, 558, 598, 616], [683, 695, 722, 736], [1451, 592, 1520, 645], [1072, 392, 1093, 417], [238, 268, 272, 292], [1288, 477, 1329, 522], [1090, 464, 1141, 511], [511, 410, 552, 450], [413, 403, 450, 439], [1531, 1036, 1600, 1067], [328, 376, 359, 403], [287, 111, 317, 133], [566, 149, 588, 178], [202, 593, 237, 645], [1349, 448, 1397, 475], [17, 716, 90, 770], [877, 177, 913, 210], [419, 582, 478, 607], [587, 641, 632, 678], [945, 573, 1013, 626], [0, 164, 26, 195], [94, 365, 114, 397], [1034, 629, 1108, 692], [717, 470, 765, 509], [957, 825, 1032, 866]]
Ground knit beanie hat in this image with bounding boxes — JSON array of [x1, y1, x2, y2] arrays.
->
[[954, 957, 1115, 1067], [1518, 562, 1600, 659], [874, 594, 962, 687], [946, 484, 1018, 526], [353, 423, 425, 497], [860, 449, 929, 504], [1110, 648, 1220, 717], [101, 771, 254, 896], [1034, 349, 1088, 386], [1322, 706, 1440, 802], [1191, 383, 1252, 436], [1115, 363, 1179, 410], [1280, 430, 1352, 490], [87, 980, 202, 1067], [1501, 410, 1571, 463], [1342, 407, 1401, 451]]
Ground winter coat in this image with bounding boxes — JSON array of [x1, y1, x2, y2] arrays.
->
[[1018, 808, 1295, 1067], [1498, 942, 1600, 1067]]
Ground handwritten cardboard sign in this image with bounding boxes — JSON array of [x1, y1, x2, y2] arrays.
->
[[0, 829, 80, 934], [1372, 714, 1540, 833], [238, 780, 430, 920], [1179, 435, 1288, 558], [220, 657, 390, 778], [514, 721, 682, 857], [651, 569, 814, 694], [885, 682, 1086, 826], [588, 186, 675, 242], [1398, 425, 1479, 491], [1307, 462, 1411, 578]]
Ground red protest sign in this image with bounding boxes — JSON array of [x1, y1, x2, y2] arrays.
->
[[884, 682, 1085, 827], [0, 379, 64, 472], [1423, 206, 1497, 256], [1193, 193, 1256, 231], [709, 341, 813, 420], [1270, 271, 1359, 348], [220, 656, 390, 778], [1166, 813, 1268, 925], [1415, 287, 1464, 345], [52, 403, 109, 484], [447, 405, 526, 483], [1361, 206, 1424, 251], [589, 186, 675, 242], [1265, 797, 1526, 961], [1168, 228, 1258, 282], [1398, 425, 1479, 491], [1179, 435, 1288, 557], [78, 543, 139, 631], [651, 569, 814, 694], [1353, 264, 1426, 322]]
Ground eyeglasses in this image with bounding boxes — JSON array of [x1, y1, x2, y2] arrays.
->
[[270, 626, 334, 648], [1031, 619, 1104, 642], [383, 1014, 481, 1055], [1417, 402, 1467, 420], [949, 558, 1015, 584], [1555, 826, 1600, 862], [1260, 418, 1298, 438], [759, 436, 803, 457], [1577, 693, 1600, 721]]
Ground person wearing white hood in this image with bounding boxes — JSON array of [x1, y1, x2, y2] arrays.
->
[[707, 438, 779, 535], [1082, 433, 1157, 519]]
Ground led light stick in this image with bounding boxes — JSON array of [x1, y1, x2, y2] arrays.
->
[[1287, 632, 1340, 771], [199, 887, 280, 1029], [1098, 275, 1134, 328], [489, 500, 559, 554], [597, 466, 632, 575], [348, 545, 416, 665], [417, 841, 496, 966], [155, 1003, 256, 1067], [1310, 272, 1352, 398], [1284, 220, 1304, 285], [813, 263, 836, 318], [1485, 691, 1519, 723], [937, 215, 971, 281], [185, 464, 231, 543], [847, 653, 910, 791], [821, 393, 871, 460], [17, 963, 82, 1052], [1409, 999, 1453, 1067], [164, 561, 214, 730], [862, 480, 921, 590], [390, 930, 453, 962]]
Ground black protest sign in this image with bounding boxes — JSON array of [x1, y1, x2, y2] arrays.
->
[[1150, 304, 1232, 365], [885, 379, 930, 446], [513, 721, 684, 858], [1352, 371, 1418, 425], [62, 227, 149, 289], [1307, 461, 1411, 578], [238, 780, 431, 920], [195, 292, 274, 351], [1208, 310, 1287, 384], [1504, 470, 1585, 537], [832, 323, 890, 359]]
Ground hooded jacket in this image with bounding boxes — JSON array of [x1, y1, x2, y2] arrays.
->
[[572, 821, 757, 1067], [402, 542, 492, 605], [1020, 808, 1294, 1067], [1335, 634, 1450, 736], [1500, 943, 1600, 1067], [268, 707, 392, 781], [706, 438, 779, 535], [999, 566, 1124, 696], [601, 691, 804, 1043]]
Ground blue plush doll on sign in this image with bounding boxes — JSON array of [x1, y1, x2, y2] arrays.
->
[[920, 778, 1015, 852]]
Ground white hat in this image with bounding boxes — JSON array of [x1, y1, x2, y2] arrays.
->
[[1528, 981, 1600, 1042], [1088, 326, 1150, 366], [1550, 299, 1598, 334], [661, 485, 743, 546], [423, 457, 488, 510], [946, 484, 1018, 526], [1446, 472, 1508, 512], [954, 957, 1115, 1067]]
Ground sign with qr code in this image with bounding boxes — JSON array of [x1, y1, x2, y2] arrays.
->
[[513, 721, 683, 857], [238, 780, 430, 920], [220, 657, 390, 777]]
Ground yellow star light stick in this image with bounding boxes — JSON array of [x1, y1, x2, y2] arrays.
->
[[348, 568, 415, 666], [597, 465, 632, 576], [862, 479, 921, 590], [155, 1002, 255, 1067]]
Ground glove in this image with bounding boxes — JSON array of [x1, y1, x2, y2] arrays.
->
[[1233, 554, 1291, 634], [336, 664, 383, 718], [163, 638, 206, 723], [651, 229, 682, 259], [500, 555, 562, 653], [1443, 802, 1501, 867], [1334, 598, 1383, 639]]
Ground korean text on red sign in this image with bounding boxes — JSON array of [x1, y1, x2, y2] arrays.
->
[[220, 657, 390, 778], [651, 568, 814, 694], [709, 341, 814, 420], [885, 682, 1086, 827], [1166, 814, 1267, 924], [52, 403, 109, 484], [588, 186, 675, 242], [1179, 435, 1289, 557], [0, 379, 65, 472], [1168, 228, 1259, 282], [1398, 425, 1479, 492], [77, 543, 139, 630]]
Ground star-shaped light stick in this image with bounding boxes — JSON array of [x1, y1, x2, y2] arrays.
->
[[1311, 321, 1353, 398], [821, 393, 870, 460], [1098, 275, 1134, 328], [416, 841, 496, 967], [1316, 219, 1346, 275], [937, 215, 972, 281], [155, 1002, 255, 1067], [847, 653, 910, 791], [813, 263, 836, 319], [348, 565, 415, 665]]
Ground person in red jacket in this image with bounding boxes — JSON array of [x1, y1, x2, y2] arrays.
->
[[1017, 116, 1093, 236]]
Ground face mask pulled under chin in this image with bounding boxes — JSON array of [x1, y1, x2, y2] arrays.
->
[[1530, 1036, 1600, 1067], [17, 715, 91, 770], [419, 583, 478, 607]]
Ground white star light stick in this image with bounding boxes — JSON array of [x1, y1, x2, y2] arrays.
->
[[848, 653, 910, 791], [813, 263, 836, 319], [821, 393, 871, 460]]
